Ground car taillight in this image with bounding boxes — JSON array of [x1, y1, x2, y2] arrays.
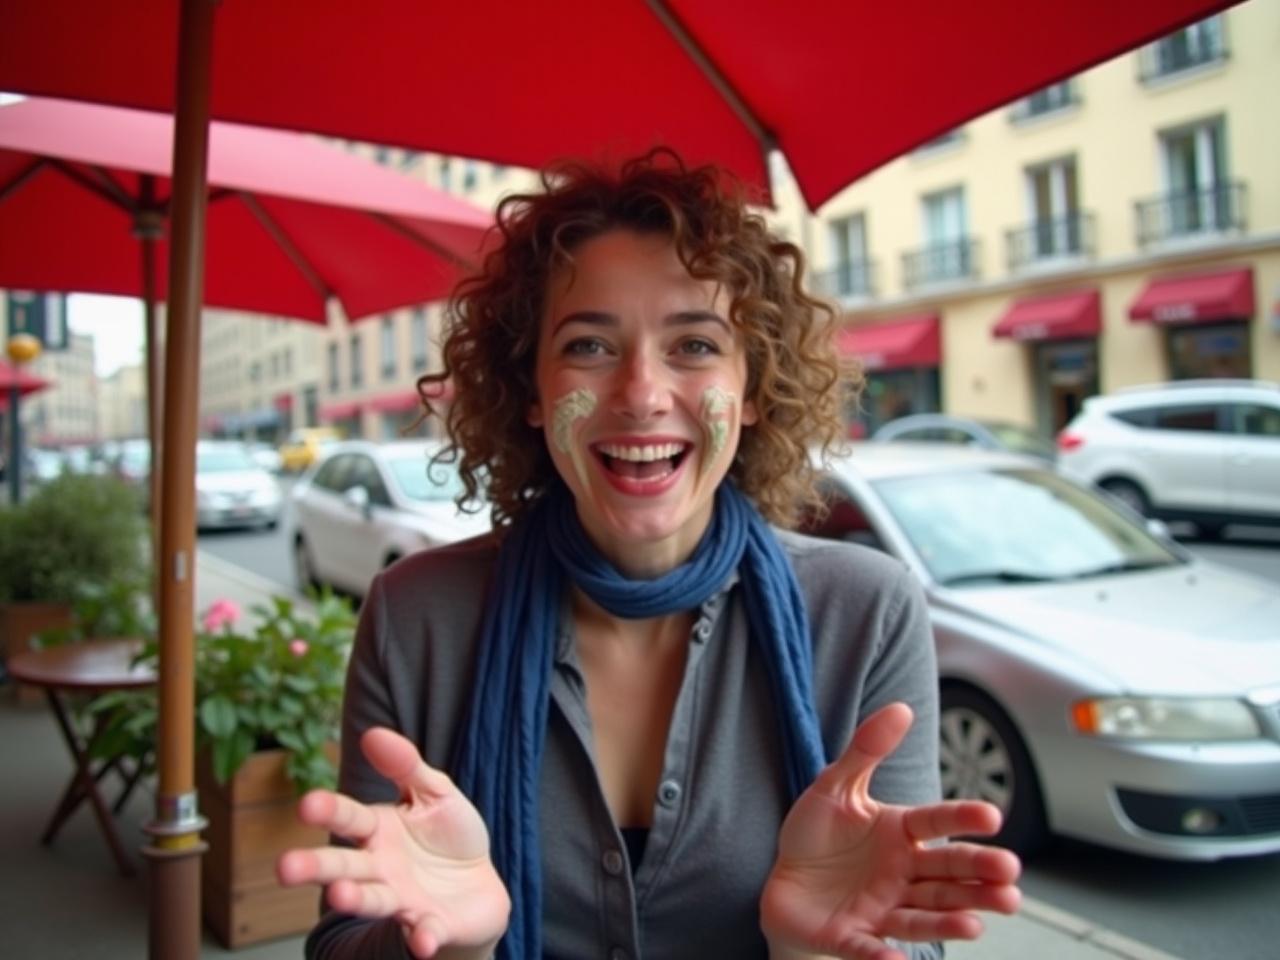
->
[[1057, 431, 1084, 452]]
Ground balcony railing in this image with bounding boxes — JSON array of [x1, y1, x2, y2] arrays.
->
[[811, 258, 876, 299], [902, 239, 980, 289], [1135, 182, 1246, 246], [1005, 212, 1095, 271]]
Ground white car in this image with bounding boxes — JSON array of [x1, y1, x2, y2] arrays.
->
[[809, 444, 1280, 861], [290, 439, 491, 597], [195, 441, 283, 530], [1056, 379, 1280, 538]]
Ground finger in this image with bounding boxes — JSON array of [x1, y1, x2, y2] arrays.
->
[[814, 702, 914, 799], [904, 879, 1023, 915], [902, 799, 1003, 842], [361, 727, 456, 801], [912, 843, 1022, 884], [881, 907, 984, 943], [296, 789, 381, 841], [326, 878, 401, 918], [406, 913, 449, 959], [283, 844, 385, 886]]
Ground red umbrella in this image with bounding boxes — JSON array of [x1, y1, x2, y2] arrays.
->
[[0, 96, 491, 322], [0, 3, 1243, 955], [0, 0, 1242, 209]]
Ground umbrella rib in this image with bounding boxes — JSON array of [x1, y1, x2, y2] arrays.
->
[[366, 211, 474, 271], [0, 157, 50, 205], [41, 159, 140, 215], [642, 0, 777, 154], [236, 191, 334, 303]]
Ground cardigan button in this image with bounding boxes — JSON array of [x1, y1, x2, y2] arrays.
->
[[602, 848, 625, 876], [658, 779, 682, 807]]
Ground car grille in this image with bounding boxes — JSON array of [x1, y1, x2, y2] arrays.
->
[[1117, 787, 1280, 838], [1240, 795, 1280, 834]]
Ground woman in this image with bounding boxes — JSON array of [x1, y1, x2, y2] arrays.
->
[[278, 151, 1021, 960]]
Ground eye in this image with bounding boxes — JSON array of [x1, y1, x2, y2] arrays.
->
[[563, 337, 609, 357], [676, 337, 721, 357]]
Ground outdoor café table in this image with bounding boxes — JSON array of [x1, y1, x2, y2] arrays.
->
[[8, 637, 155, 875]]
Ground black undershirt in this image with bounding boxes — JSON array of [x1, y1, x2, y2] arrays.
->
[[620, 826, 649, 874]]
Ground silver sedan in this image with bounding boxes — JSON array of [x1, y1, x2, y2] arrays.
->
[[809, 444, 1280, 861]]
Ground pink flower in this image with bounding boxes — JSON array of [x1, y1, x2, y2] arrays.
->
[[201, 598, 242, 633], [289, 639, 309, 657]]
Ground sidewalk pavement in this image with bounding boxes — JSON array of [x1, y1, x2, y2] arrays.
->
[[0, 549, 1185, 959]]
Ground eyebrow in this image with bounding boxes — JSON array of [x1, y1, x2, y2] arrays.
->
[[551, 309, 731, 337]]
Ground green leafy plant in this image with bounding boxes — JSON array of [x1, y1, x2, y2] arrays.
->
[[34, 575, 157, 648], [0, 473, 149, 604], [92, 590, 356, 794]]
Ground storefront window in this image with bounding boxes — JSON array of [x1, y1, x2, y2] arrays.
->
[[1168, 322, 1251, 380], [852, 368, 941, 436]]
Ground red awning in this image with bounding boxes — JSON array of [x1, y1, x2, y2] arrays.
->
[[318, 401, 362, 422], [993, 289, 1101, 342], [273, 393, 293, 411], [367, 390, 422, 414], [1129, 267, 1254, 325], [837, 314, 940, 372]]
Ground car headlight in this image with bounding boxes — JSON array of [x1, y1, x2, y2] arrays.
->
[[1071, 697, 1260, 741]]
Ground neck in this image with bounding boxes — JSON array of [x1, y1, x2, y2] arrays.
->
[[570, 586, 693, 652]]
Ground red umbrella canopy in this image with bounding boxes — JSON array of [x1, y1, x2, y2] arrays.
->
[[0, 96, 492, 322], [0, 359, 51, 399], [0, 0, 1243, 209]]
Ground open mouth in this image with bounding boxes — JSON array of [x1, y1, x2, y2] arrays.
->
[[594, 441, 690, 482]]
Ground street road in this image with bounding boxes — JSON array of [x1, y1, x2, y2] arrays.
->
[[198, 494, 1280, 959]]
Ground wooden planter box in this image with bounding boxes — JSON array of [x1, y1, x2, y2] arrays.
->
[[198, 744, 339, 949], [0, 601, 74, 703]]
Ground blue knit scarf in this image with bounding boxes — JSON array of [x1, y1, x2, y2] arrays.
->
[[453, 481, 826, 959]]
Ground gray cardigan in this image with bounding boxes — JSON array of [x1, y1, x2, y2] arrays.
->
[[307, 528, 943, 960]]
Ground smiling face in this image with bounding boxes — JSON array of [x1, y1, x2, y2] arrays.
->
[[527, 229, 757, 575]]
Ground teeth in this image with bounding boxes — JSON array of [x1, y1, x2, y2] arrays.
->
[[598, 442, 685, 462]]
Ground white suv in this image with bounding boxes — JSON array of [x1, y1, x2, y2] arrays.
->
[[1057, 380, 1280, 538]]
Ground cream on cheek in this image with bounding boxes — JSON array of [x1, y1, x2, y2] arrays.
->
[[551, 387, 598, 490], [698, 385, 738, 484]]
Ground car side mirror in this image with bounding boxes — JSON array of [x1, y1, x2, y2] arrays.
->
[[343, 484, 372, 519]]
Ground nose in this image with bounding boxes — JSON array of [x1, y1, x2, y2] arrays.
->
[[612, 348, 671, 421]]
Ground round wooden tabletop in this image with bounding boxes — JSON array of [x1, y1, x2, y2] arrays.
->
[[7, 638, 155, 692]]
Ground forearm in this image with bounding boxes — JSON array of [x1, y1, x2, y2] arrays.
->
[[307, 912, 501, 960]]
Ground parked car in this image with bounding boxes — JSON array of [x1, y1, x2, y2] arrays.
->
[[872, 413, 1056, 462], [806, 443, 1280, 861], [290, 439, 491, 597], [245, 441, 283, 474], [278, 427, 343, 473], [195, 440, 283, 530], [1057, 379, 1280, 538]]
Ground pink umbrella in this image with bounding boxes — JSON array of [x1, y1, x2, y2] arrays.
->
[[0, 359, 51, 401]]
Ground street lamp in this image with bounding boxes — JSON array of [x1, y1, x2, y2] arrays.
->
[[5, 331, 42, 504]]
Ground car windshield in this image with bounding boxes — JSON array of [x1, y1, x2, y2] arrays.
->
[[197, 447, 258, 473], [871, 467, 1181, 587], [387, 453, 466, 502], [983, 423, 1055, 459]]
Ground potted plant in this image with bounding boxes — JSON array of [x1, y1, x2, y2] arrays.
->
[[91, 589, 357, 948], [0, 473, 149, 696]]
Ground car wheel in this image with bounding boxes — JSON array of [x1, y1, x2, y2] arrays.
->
[[294, 535, 319, 592], [1099, 477, 1149, 518], [939, 686, 1047, 856]]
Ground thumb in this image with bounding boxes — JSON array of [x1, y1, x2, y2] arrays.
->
[[814, 701, 914, 800]]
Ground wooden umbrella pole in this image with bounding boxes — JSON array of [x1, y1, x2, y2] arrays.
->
[[142, 2, 214, 959]]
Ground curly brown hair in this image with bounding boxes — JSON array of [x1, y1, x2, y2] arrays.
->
[[418, 149, 857, 530]]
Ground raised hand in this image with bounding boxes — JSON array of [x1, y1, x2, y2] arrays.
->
[[760, 703, 1021, 960], [276, 727, 510, 959]]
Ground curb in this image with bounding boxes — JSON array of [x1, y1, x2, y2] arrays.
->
[[1021, 897, 1184, 960], [195, 549, 309, 606]]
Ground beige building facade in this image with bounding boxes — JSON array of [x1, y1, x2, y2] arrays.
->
[[770, 0, 1278, 437], [24, 330, 99, 446], [97, 362, 147, 441]]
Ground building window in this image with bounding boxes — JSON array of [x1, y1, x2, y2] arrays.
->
[[380, 316, 397, 380], [411, 307, 429, 372], [270, 353, 279, 379], [1141, 15, 1227, 80], [350, 334, 363, 388], [249, 361, 261, 383], [1137, 118, 1242, 244], [1021, 156, 1083, 261], [914, 128, 964, 153], [439, 158, 452, 192], [817, 214, 872, 297], [1010, 81, 1077, 121], [284, 349, 292, 377], [462, 161, 478, 192], [904, 187, 974, 287]]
